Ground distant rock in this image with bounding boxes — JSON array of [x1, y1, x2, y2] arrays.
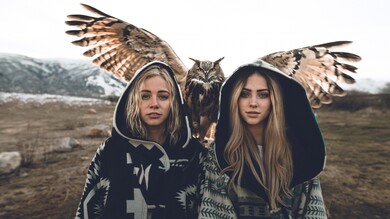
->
[[54, 137, 81, 152], [87, 108, 97, 114], [0, 151, 22, 177], [88, 124, 112, 138]]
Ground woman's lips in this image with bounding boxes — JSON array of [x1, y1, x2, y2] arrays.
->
[[246, 111, 260, 118], [147, 112, 161, 119]]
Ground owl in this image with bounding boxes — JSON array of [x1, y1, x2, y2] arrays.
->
[[66, 4, 361, 141], [185, 57, 225, 140]]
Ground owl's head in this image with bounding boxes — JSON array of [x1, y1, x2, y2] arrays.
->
[[188, 57, 225, 81]]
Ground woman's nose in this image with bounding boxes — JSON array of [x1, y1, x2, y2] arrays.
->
[[249, 96, 258, 108], [149, 96, 159, 108]]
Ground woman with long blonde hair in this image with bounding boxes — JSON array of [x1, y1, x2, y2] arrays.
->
[[197, 60, 327, 218], [76, 61, 203, 219]]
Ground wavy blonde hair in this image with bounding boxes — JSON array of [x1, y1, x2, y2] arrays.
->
[[223, 70, 293, 210], [125, 65, 181, 145]]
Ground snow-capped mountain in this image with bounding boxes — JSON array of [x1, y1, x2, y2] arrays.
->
[[0, 92, 112, 106], [0, 53, 388, 100], [0, 53, 126, 99], [341, 78, 389, 94]]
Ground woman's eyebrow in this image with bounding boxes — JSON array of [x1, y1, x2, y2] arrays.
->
[[242, 88, 269, 92], [140, 90, 169, 93]]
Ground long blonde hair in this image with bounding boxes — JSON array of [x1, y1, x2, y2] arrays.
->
[[125, 65, 181, 145], [223, 70, 293, 210]]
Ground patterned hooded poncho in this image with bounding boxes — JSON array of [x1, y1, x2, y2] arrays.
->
[[76, 61, 204, 219], [197, 59, 327, 219]]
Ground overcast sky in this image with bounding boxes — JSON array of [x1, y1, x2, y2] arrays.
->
[[0, 0, 389, 80]]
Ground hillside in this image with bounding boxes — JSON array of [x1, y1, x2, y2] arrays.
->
[[1, 53, 389, 100], [0, 53, 125, 99], [0, 94, 389, 218]]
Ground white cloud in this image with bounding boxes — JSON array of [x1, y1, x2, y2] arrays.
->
[[0, 0, 389, 80]]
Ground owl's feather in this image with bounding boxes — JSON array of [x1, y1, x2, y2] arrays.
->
[[66, 3, 188, 87], [185, 58, 225, 140], [261, 41, 361, 108], [66, 4, 360, 143], [66, 3, 225, 141]]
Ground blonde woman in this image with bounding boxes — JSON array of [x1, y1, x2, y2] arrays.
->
[[76, 61, 203, 218], [197, 60, 327, 219]]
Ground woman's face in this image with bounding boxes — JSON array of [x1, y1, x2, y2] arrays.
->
[[139, 75, 172, 129], [238, 73, 271, 128]]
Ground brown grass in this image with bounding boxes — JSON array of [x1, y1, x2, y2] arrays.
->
[[316, 108, 390, 218], [0, 97, 389, 218]]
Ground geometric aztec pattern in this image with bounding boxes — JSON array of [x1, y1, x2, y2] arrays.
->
[[197, 144, 328, 219]]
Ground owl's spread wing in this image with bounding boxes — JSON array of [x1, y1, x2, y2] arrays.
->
[[261, 41, 361, 108], [65, 3, 188, 86]]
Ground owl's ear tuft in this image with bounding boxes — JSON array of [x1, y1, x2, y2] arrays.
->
[[189, 57, 200, 64], [214, 57, 225, 63]]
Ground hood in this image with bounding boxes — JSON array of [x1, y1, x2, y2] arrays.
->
[[112, 61, 191, 148], [215, 59, 326, 186]]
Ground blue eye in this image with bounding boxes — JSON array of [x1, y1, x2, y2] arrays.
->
[[158, 95, 169, 100], [240, 91, 250, 98], [141, 94, 150, 100], [258, 91, 270, 99]]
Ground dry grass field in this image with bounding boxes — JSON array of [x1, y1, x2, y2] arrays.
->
[[0, 95, 389, 219]]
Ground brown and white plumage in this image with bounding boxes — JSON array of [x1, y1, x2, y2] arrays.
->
[[66, 4, 361, 142], [185, 57, 225, 140], [261, 41, 361, 108], [65, 3, 224, 141], [65, 3, 188, 87]]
